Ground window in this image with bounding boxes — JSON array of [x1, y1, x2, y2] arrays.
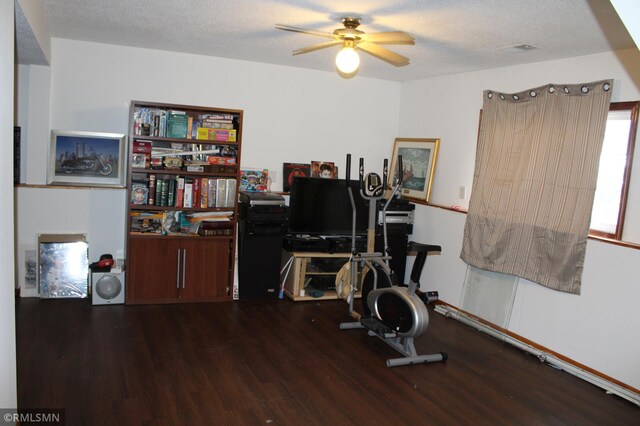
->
[[590, 101, 639, 240]]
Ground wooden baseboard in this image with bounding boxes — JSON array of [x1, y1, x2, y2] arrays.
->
[[434, 300, 640, 398]]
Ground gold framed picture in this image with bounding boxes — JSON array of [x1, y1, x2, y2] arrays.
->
[[389, 138, 440, 204]]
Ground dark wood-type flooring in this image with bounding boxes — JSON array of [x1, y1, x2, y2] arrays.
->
[[16, 297, 639, 425]]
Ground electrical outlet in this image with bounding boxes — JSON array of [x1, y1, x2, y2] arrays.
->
[[459, 186, 466, 199]]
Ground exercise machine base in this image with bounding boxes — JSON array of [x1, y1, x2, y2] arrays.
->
[[340, 316, 448, 367]]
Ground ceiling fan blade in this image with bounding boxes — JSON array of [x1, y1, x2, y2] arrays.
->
[[359, 31, 415, 45], [357, 42, 410, 66], [275, 24, 334, 39], [293, 40, 343, 55]]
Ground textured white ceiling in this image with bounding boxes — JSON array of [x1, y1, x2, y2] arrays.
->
[[17, 0, 636, 81]]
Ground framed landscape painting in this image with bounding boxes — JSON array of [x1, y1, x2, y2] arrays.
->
[[48, 130, 126, 188], [389, 138, 440, 204]]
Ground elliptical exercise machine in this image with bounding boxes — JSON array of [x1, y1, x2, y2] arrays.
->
[[337, 154, 447, 367]]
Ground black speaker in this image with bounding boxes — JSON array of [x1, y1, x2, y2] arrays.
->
[[238, 220, 285, 299]]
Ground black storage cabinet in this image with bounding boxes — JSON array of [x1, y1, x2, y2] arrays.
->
[[237, 192, 287, 299]]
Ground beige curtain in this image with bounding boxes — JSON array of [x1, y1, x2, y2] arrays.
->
[[461, 80, 613, 294]]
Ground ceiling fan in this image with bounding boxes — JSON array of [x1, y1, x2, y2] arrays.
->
[[275, 17, 415, 75]]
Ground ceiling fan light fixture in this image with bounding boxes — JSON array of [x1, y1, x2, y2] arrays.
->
[[335, 42, 360, 74]]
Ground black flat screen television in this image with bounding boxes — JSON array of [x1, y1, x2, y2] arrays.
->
[[288, 177, 369, 236]]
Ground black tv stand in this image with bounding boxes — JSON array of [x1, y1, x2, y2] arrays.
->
[[324, 235, 366, 253], [284, 234, 330, 252], [283, 234, 366, 253]]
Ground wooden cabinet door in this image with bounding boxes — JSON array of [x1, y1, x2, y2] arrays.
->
[[127, 238, 181, 303], [180, 238, 232, 300]]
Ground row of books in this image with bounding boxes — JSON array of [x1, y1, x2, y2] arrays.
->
[[131, 175, 237, 209], [130, 211, 234, 236], [132, 107, 237, 141]]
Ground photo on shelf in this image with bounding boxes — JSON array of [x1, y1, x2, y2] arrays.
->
[[240, 169, 269, 192], [311, 161, 336, 179], [283, 162, 311, 192], [389, 137, 440, 203]]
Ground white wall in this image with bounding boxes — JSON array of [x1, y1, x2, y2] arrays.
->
[[16, 36, 640, 392], [15, 38, 401, 279], [1, 0, 17, 409], [400, 49, 640, 390]]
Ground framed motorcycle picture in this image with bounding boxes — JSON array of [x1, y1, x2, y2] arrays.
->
[[47, 130, 126, 188]]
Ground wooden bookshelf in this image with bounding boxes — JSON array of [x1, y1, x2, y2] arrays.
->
[[125, 101, 243, 304]]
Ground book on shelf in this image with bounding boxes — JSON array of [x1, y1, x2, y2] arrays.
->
[[153, 114, 160, 137], [225, 179, 237, 208], [160, 178, 169, 206], [198, 228, 233, 236], [194, 218, 234, 236], [175, 176, 185, 208], [158, 110, 167, 136], [187, 116, 194, 140], [199, 113, 235, 122], [167, 110, 188, 139], [148, 174, 156, 205], [188, 211, 234, 235], [215, 179, 227, 208], [199, 178, 209, 208], [200, 113, 235, 130], [193, 177, 201, 208], [156, 176, 171, 206], [133, 109, 169, 137], [154, 178, 162, 206], [196, 128, 237, 142], [167, 178, 176, 207], [131, 180, 149, 205], [201, 120, 234, 130], [183, 178, 194, 208], [179, 212, 191, 233], [207, 178, 217, 208]]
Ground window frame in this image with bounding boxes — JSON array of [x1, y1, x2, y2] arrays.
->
[[589, 101, 639, 240]]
